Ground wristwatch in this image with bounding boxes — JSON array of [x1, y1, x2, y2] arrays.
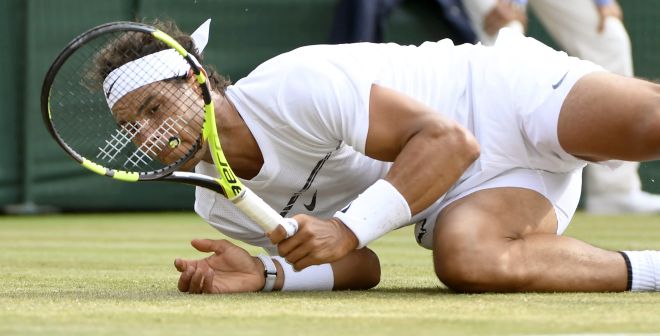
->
[[257, 255, 277, 292]]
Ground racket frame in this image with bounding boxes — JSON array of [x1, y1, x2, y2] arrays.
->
[[41, 21, 291, 234]]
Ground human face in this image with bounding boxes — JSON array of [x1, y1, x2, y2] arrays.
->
[[110, 77, 206, 171]]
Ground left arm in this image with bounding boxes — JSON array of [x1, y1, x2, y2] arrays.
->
[[276, 84, 480, 270], [173, 239, 381, 293]]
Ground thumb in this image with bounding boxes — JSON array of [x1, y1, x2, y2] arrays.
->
[[191, 238, 232, 254], [596, 12, 606, 33]]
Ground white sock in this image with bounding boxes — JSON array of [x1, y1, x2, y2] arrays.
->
[[621, 251, 660, 291]]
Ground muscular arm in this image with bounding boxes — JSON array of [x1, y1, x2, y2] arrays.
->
[[276, 84, 480, 270], [365, 84, 480, 214]]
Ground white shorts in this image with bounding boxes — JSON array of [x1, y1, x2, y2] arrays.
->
[[413, 29, 605, 250]]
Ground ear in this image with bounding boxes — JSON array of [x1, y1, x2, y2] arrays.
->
[[186, 68, 196, 81], [186, 69, 203, 95]]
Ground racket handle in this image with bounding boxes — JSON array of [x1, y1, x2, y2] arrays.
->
[[232, 188, 298, 238]]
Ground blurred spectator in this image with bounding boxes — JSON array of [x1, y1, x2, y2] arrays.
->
[[460, 0, 660, 214], [329, 0, 476, 44]]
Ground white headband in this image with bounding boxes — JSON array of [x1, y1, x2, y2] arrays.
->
[[103, 19, 211, 109]]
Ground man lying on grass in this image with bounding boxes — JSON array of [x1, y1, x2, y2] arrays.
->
[[100, 19, 660, 293]]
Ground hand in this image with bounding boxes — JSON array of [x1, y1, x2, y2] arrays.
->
[[484, 0, 527, 37], [174, 239, 265, 294], [596, 1, 622, 33], [276, 215, 358, 271]]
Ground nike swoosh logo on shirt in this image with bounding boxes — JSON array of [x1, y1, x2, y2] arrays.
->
[[552, 71, 569, 89], [304, 190, 318, 211]]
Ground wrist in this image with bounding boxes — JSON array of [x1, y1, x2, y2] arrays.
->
[[255, 255, 277, 292], [333, 179, 412, 248], [330, 217, 359, 251]]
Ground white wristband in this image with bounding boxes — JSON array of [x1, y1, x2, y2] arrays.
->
[[256, 255, 277, 292], [333, 179, 411, 248], [271, 256, 334, 291]]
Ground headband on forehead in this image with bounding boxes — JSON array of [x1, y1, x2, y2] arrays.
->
[[102, 19, 211, 109]]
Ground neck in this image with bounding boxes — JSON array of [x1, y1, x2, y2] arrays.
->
[[203, 92, 263, 180]]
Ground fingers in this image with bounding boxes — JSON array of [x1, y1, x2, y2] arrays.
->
[[174, 258, 184, 272], [177, 262, 196, 292], [181, 263, 216, 294], [191, 238, 232, 254], [266, 225, 287, 244], [597, 15, 605, 33], [188, 265, 206, 294], [175, 239, 234, 295], [202, 268, 215, 293], [176, 259, 217, 294], [293, 255, 316, 271], [282, 242, 310, 267], [277, 233, 305, 259]]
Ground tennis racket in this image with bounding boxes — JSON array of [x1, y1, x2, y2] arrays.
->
[[40, 21, 297, 239]]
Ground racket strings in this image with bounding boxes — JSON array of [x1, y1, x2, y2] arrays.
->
[[124, 115, 188, 169], [97, 120, 144, 163]]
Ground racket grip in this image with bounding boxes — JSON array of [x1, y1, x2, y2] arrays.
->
[[232, 188, 298, 238]]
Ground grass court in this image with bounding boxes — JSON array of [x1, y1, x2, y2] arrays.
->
[[1, 212, 659, 335]]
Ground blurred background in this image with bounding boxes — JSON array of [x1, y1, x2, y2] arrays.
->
[[0, 0, 658, 213]]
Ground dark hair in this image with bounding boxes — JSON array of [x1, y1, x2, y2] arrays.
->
[[90, 19, 230, 93]]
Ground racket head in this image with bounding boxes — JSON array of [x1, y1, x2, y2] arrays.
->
[[41, 21, 212, 181]]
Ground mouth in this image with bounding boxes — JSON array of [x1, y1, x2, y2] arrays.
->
[[121, 115, 195, 170]]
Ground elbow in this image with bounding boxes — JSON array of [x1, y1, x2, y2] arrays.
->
[[357, 248, 381, 290], [454, 124, 480, 166], [351, 248, 381, 290], [433, 121, 480, 168]]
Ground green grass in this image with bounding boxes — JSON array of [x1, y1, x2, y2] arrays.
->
[[1, 212, 660, 335]]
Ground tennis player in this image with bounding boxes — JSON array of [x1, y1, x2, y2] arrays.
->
[[100, 20, 660, 293]]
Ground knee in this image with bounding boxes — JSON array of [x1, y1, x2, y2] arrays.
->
[[433, 237, 527, 293]]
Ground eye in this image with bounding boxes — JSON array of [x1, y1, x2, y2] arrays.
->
[[149, 104, 160, 114]]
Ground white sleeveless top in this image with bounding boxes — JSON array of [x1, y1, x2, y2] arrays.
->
[[194, 40, 474, 252]]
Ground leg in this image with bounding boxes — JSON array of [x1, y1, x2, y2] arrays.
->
[[433, 187, 627, 292], [558, 72, 660, 162]]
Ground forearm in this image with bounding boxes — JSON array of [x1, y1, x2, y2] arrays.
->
[[386, 120, 480, 215], [266, 248, 380, 291], [335, 84, 480, 249]]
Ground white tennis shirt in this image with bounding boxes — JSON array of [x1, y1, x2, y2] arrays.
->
[[194, 40, 476, 251]]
